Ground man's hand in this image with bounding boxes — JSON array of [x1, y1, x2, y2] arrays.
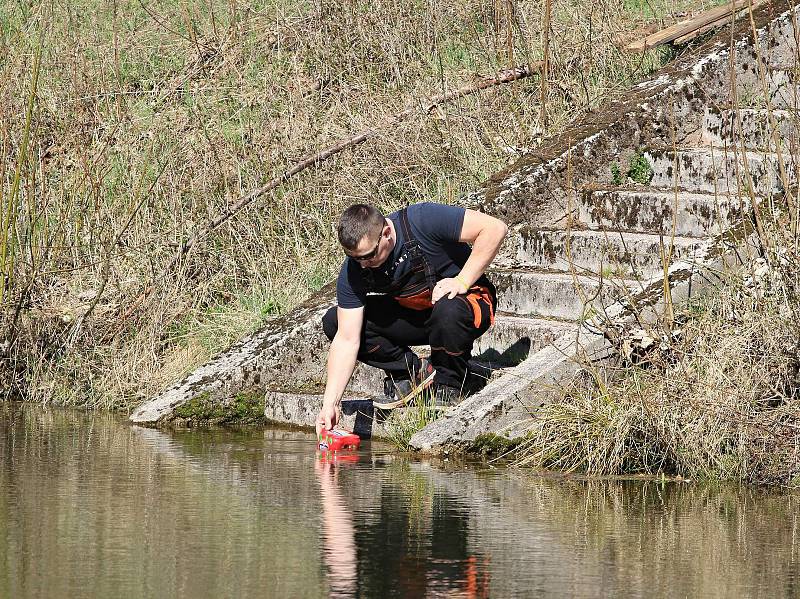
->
[[432, 277, 467, 303], [315, 402, 339, 435]]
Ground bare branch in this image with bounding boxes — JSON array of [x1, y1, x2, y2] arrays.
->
[[165, 62, 542, 274]]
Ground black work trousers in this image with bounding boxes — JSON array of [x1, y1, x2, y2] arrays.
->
[[322, 287, 496, 390]]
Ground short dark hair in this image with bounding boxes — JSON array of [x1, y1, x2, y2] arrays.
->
[[338, 204, 386, 250]]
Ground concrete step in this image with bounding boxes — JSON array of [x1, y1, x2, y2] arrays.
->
[[701, 107, 799, 151], [737, 68, 800, 110], [496, 227, 705, 279], [263, 392, 387, 437], [579, 187, 751, 238], [490, 268, 633, 319], [409, 227, 741, 454], [347, 313, 574, 395], [645, 147, 792, 196]]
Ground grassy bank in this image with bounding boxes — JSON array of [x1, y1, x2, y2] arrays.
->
[[0, 0, 709, 409]]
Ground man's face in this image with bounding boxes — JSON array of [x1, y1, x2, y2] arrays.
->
[[346, 222, 391, 268]]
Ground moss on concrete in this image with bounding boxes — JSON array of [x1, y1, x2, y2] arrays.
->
[[174, 390, 266, 426], [470, 433, 523, 458]]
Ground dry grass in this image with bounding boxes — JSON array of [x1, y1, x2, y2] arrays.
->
[[0, 0, 706, 409], [506, 0, 800, 487], [513, 195, 800, 486]]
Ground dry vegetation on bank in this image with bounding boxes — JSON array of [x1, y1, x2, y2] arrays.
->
[[503, 0, 800, 486], [514, 201, 800, 486], [0, 0, 697, 409]]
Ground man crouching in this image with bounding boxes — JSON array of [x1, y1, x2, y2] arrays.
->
[[315, 202, 508, 434]]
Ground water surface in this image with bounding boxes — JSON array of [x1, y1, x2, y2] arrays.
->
[[1, 404, 799, 598]]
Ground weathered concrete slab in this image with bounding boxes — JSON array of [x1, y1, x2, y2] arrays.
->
[[701, 107, 799, 151], [490, 269, 632, 319], [130, 290, 335, 424], [472, 315, 573, 360], [410, 215, 758, 454], [409, 233, 729, 453], [473, 2, 797, 225], [646, 147, 792, 195], [496, 227, 706, 278], [263, 392, 390, 439], [579, 188, 751, 237], [737, 68, 800, 110], [408, 326, 606, 452]]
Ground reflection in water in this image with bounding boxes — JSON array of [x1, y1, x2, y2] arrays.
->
[[1, 403, 800, 598], [317, 458, 358, 597], [316, 454, 490, 598]]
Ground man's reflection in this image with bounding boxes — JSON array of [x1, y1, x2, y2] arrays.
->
[[316, 456, 359, 597], [315, 453, 490, 598]]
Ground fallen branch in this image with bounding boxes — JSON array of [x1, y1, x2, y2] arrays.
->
[[166, 62, 542, 271]]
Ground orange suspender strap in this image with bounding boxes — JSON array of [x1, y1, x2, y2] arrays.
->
[[466, 294, 482, 328], [480, 286, 495, 325]]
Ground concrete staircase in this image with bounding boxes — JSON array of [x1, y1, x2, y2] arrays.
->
[[411, 172, 762, 451], [410, 61, 800, 451], [130, 1, 799, 453]]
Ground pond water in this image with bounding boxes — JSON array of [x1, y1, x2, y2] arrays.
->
[[2, 403, 800, 598]]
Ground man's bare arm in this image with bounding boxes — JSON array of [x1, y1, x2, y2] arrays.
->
[[432, 209, 508, 302], [316, 306, 363, 433]]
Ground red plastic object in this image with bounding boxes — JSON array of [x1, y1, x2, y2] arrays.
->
[[318, 428, 361, 452]]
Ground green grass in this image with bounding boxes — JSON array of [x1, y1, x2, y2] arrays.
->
[[627, 150, 653, 185], [611, 162, 623, 185], [384, 393, 446, 451], [609, 151, 653, 185]]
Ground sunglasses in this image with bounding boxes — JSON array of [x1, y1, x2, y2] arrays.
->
[[347, 231, 383, 262]]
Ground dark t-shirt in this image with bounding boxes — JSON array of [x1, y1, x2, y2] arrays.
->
[[336, 202, 469, 309]]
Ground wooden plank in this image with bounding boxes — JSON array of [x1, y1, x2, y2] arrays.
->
[[626, 0, 751, 52], [674, 14, 736, 45], [674, 1, 763, 45]]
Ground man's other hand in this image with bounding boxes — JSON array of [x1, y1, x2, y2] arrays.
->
[[432, 277, 467, 303], [315, 403, 339, 435]]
